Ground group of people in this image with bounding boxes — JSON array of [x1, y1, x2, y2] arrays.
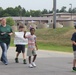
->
[[0, 18, 76, 70], [0, 18, 38, 68]]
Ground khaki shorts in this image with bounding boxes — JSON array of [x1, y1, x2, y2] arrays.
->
[[74, 51, 76, 59], [27, 49, 37, 56]]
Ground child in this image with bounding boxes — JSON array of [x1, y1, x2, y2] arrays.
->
[[15, 25, 27, 64], [71, 25, 76, 71], [24, 28, 38, 68]]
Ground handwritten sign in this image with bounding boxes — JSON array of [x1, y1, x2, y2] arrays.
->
[[14, 32, 30, 45]]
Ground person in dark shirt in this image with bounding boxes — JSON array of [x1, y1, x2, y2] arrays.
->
[[71, 25, 76, 71], [0, 18, 13, 65]]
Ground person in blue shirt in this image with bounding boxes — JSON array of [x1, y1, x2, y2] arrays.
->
[[71, 25, 76, 71]]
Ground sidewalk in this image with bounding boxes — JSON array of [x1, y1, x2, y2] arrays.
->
[[0, 47, 76, 75]]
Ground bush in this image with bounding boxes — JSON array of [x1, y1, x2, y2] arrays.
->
[[6, 17, 15, 26]]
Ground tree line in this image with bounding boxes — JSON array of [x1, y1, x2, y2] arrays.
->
[[0, 5, 76, 17]]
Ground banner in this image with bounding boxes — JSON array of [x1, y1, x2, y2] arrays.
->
[[14, 32, 30, 45]]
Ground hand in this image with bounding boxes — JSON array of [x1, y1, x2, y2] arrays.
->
[[1, 32, 6, 35], [24, 31, 26, 38], [8, 33, 13, 36]]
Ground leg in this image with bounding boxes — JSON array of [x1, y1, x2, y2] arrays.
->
[[28, 56, 31, 64], [73, 59, 76, 67], [73, 51, 76, 71], [32, 50, 37, 67], [23, 53, 25, 59], [22, 45, 26, 60], [15, 45, 21, 63], [15, 52, 20, 63], [6, 43, 10, 50], [32, 55, 37, 62], [22, 53, 27, 64], [1, 43, 9, 62], [32, 50, 37, 62], [21, 45, 27, 64], [0, 43, 8, 65], [28, 56, 33, 68], [27, 49, 33, 68], [27, 49, 32, 64], [16, 52, 20, 58]]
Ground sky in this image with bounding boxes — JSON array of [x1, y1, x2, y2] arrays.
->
[[0, 0, 76, 10]]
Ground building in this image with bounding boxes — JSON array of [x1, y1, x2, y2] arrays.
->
[[0, 13, 76, 28]]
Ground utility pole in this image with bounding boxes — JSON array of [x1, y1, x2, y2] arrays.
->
[[53, 0, 56, 29], [69, 4, 72, 20], [20, 9, 22, 21]]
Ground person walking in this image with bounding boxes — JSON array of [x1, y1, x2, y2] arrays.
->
[[0, 18, 13, 65], [71, 25, 76, 71], [15, 25, 27, 64], [24, 28, 38, 68]]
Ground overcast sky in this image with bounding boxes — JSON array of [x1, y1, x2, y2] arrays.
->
[[0, 0, 76, 10]]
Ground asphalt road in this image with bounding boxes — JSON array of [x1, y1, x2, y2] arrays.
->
[[0, 47, 76, 75]]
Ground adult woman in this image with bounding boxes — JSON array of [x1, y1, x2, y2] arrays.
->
[[0, 18, 13, 65]]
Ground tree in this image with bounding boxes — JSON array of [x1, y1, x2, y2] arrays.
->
[[42, 9, 49, 14], [30, 10, 41, 17], [0, 7, 3, 17], [21, 8, 26, 16], [72, 8, 76, 13], [3, 13, 10, 17], [6, 17, 15, 26], [4, 7, 15, 16], [56, 9, 60, 13], [60, 6, 67, 12], [48, 10, 53, 13], [68, 8, 72, 13], [35, 10, 42, 17], [25, 10, 30, 17], [14, 5, 23, 16]]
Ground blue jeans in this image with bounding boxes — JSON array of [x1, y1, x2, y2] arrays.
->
[[0, 42, 9, 64]]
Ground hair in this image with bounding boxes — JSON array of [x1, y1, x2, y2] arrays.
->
[[30, 28, 35, 32], [1, 18, 6, 21], [19, 25, 24, 29]]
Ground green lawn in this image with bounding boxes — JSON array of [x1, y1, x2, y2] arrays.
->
[[37, 42, 72, 52], [10, 27, 75, 52]]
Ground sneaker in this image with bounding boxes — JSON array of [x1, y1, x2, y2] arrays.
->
[[32, 62, 36, 67], [15, 58, 19, 63], [73, 67, 76, 71], [29, 64, 33, 68], [23, 59, 27, 64], [4, 63, 8, 65]]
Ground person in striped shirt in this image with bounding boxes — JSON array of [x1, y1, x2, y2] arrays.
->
[[24, 28, 38, 68]]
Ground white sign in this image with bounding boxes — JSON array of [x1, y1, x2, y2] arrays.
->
[[14, 32, 30, 45]]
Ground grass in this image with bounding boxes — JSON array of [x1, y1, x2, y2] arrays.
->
[[35, 27, 75, 52], [36, 27, 74, 46], [10, 27, 75, 52], [37, 42, 72, 52]]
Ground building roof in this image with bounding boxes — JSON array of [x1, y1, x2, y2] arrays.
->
[[0, 17, 52, 21], [43, 13, 76, 16], [0, 16, 76, 21]]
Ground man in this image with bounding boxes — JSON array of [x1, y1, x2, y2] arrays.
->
[[0, 18, 13, 65], [71, 25, 76, 71]]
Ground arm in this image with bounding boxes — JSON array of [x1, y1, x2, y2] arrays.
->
[[23, 31, 27, 38], [72, 41, 76, 45], [35, 37, 38, 50], [8, 27, 13, 36], [71, 33, 76, 45], [35, 41, 38, 50]]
